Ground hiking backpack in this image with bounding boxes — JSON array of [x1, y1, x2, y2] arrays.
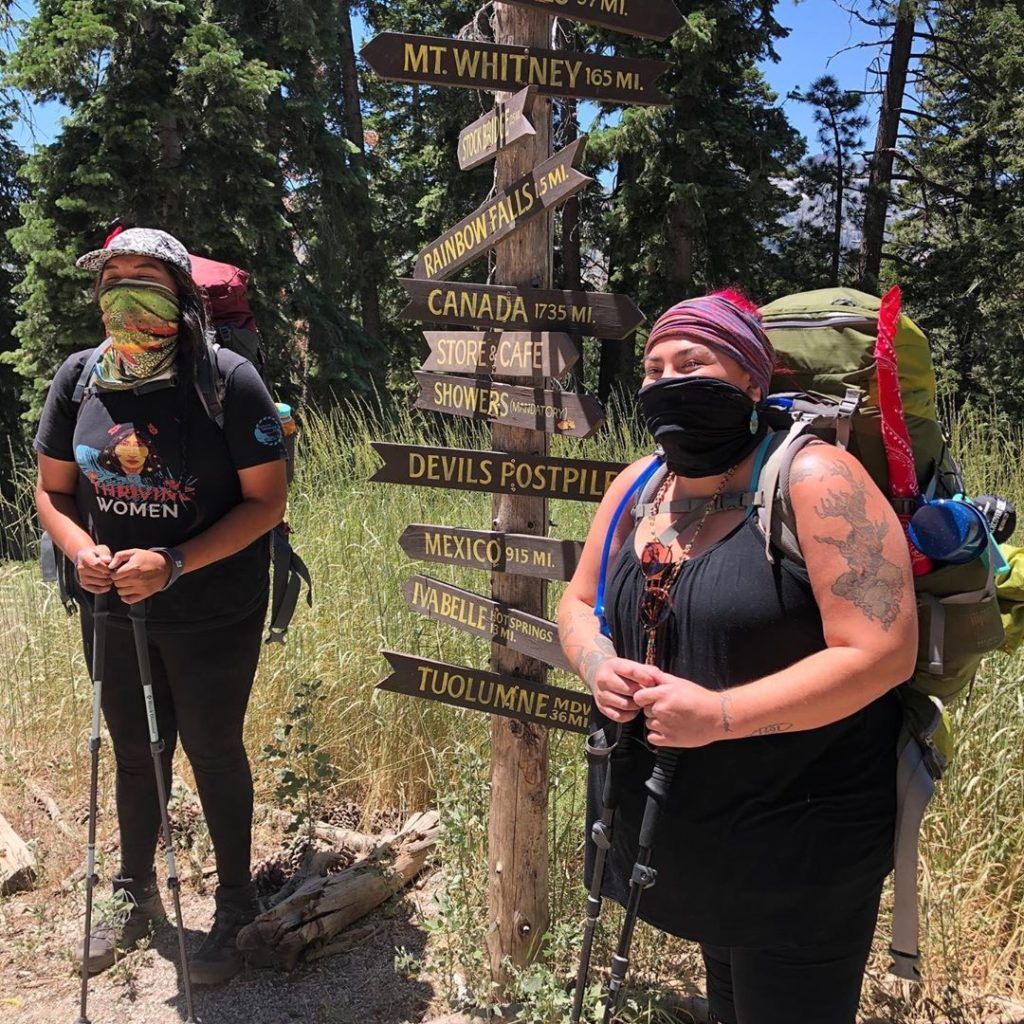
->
[[42, 253, 311, 644], [597, 286, 1009, 983]]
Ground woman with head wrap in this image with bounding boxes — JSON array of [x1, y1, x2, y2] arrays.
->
[[34, 228, 289, 985], [558, 291, 917, 1024]]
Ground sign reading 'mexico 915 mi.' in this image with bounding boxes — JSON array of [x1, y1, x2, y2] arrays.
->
[[361, 33, 670, 107], [371, 443, 625, 502], [414, 138, 591, 281], [401, 280, 645, 339], [377, 651, 590, 734]]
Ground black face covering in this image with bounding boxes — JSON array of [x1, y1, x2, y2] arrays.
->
[[638, 376, 768, 478]]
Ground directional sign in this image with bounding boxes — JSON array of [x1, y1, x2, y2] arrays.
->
[[414, 138, 592, 281], [399, 525, 584, 582], [414, 373, 604, 439], [458, 86, 537, 171], [501, 0, 685, 42], [423, 331, 579, 379], [401, 279, 645, 339], [361, 32, 670, 107], [377, 651, 591, 734], [404, 575, 572, 672], [371, 443, 626, 503]]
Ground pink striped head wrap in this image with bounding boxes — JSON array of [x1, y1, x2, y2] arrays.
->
[[644, 294, 775, 398]]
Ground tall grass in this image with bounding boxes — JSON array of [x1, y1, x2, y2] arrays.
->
[[1, 402, 1022, 1016]]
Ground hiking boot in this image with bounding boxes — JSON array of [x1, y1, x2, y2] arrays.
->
[[189, 881, 259, 985], [78, 875, 166, 975]]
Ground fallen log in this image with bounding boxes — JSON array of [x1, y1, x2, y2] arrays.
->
[[25, 778, 77, 841], [238, 810, 440, 970], [0, 811, 37, 895], [254, 803, 382, 854]]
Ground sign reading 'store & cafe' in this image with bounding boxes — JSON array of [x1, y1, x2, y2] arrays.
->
[[414, 138, 592, 282], [458, 86, 537, 171], [377, 651, 590, 735], [361, 33, 670, 107], [422, 330, 579, 378]]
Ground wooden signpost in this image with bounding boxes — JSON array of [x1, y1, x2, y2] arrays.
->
[[502, 0, 685, 41], [403, 575, 572, 672], [414, 138, 592, 281], [371, 443, 625, 502], [458, 86, 538, 171], [361, 32, 671, 107], [378, 652, 590, 735], [413, 372, 605, 439], [401, 279, 645, 338], [399, 525, 583, 582], [423, 330, 579, 378]]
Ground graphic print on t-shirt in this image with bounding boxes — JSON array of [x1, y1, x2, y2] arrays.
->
[[75, 421, 197, 520]]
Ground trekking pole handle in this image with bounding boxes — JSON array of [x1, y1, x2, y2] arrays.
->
[[639, 748, 679, 849]]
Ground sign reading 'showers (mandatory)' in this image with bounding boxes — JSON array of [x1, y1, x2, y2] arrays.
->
[[377, 651, 590, 734], [413, 372, 605, 439], [413, 138, 591, 281], [361, 33, 670, 107]]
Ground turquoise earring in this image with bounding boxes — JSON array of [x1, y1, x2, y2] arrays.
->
[[749, 408, 759, 434]]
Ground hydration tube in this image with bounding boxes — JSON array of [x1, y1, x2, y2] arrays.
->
[[595, 455, 665, 639]]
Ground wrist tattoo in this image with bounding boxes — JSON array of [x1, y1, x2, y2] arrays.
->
[[720, 693, 734, 734], [751, 722, 793, 736]]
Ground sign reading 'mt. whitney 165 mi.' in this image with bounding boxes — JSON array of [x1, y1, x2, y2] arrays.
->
[[423, 331, 579, 378], [414, 138, 591, 281], [502, 0, 685, 42], [401, 280, 645, 339], [458, 86, 537, 171], [414, 373, 605, 439], [377, 651, 590, 734], [361, 33, 670, 107]]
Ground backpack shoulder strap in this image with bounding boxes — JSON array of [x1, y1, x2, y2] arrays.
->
[[71, 341, 112, 407], [193, 331, 227, 429], [265, 525, 313, 644]]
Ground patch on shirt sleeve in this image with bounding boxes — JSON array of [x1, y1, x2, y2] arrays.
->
[[255, 415, 284, 447]]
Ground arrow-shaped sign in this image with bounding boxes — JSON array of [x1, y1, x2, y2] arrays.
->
[[414, 372, 605, 439], [414, 138, 592, 281], [377, 651, 590, 735], [458, 86, 538, 171], [422, 331, 579, 378], [361, 32, 670, 107], [501, 0, 685, 42], [401, 280, 645, 340]]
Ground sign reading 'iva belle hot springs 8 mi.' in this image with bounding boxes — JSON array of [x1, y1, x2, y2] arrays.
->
[[402, 279, 645, 339], [414, 138, 591, 281], [378, 651, 590, 734], [371, 443, 625, 502], [361, 33, 670, 107], [423, 331, 579, 378], [403, 575, 571, 672], [414, 372, 605, 439], [458, 86, 537, 171]]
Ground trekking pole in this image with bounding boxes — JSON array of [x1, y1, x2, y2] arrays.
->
[[571, 719, 637, 1024], [602, 748, 680, 1024], [128, 602, 199, 1024], [75, 591, 108, 1024]]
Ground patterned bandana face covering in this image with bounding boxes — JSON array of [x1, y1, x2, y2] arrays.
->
[[94, 279, 182, 390]]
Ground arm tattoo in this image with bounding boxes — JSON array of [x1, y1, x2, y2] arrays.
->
[[559, 605, 614, 689], [720, 693, 734, 734], [751, 723, 793, 736], [812, 476, 904, 629]]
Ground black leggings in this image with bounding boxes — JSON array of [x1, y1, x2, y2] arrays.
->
[[81, 600, 265, 888], [700, 887, 882, 1024]]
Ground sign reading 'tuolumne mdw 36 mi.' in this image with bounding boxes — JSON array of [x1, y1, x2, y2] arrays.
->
[[361, 33, 670, 107], [414, 372, 605, 439], [377, 651, 590, 734], [458, 86, 537, 171], [414, 138, 591, 281], [422, 330, 579, 378]]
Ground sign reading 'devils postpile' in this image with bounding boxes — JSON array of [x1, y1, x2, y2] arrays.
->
[[414, 138, 592, 281], [423, 330, 579, 378], [458, 86, 537, 171], [378, 652, 590, 735], [361, 33, 670, 107]]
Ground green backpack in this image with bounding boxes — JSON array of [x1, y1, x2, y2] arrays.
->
[[759, 287, 1006, 981]]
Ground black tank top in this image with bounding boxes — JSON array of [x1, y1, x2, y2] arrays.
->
[[585, 515, 900, 947]]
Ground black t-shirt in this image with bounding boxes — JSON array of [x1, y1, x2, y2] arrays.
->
[[35, 347, 287, 631]]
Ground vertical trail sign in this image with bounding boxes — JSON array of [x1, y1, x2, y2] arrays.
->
[[458, 86, 538, 171]]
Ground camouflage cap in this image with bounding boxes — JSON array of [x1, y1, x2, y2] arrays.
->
[[76, 227, 191, 276]]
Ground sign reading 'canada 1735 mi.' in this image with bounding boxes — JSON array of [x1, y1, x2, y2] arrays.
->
[[414, 138, 591, 281], [502, 0, 685, 42], [377, 651, 590, 734], [399, 525, 583, 582], [371, 443, 626, 503], [403, 575, 572, 672], [414, 372, 605, 439], [401, 280, 645, 340], [361, 33, 670, 107], [423, 331, 579, 379], [458, 86, 537, 171]]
